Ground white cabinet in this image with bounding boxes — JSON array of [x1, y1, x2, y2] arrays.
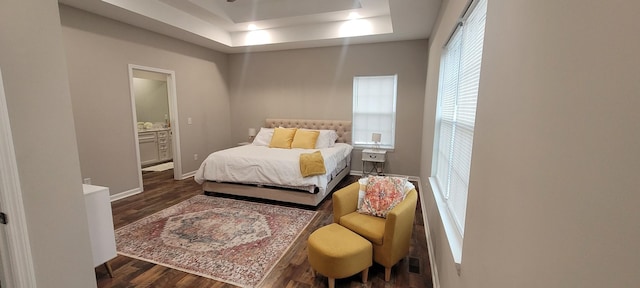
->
[[83, 184, 116, 277], [139, 131, 159, 166], [138, 128, 172, 166], [157, 130, 172, 162]]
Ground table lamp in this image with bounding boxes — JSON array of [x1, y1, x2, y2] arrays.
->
[[248, 128, 256, 142], [372, 132, 382, 150]]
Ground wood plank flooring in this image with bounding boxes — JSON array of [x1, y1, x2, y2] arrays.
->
[[95, 170, 433, 288]]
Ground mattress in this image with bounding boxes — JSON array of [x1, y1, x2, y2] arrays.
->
[[194, 143, 353, 193]]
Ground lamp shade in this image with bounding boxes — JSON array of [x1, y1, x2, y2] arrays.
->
[[248, 128, 256, 137], [371, 132, 382, 143]]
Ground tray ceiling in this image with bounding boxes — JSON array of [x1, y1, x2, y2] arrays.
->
[[58, 0, 441, 53]]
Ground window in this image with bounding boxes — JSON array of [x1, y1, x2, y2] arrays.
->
[[352, 75, 398, 149], [430, 0, 487, 263]]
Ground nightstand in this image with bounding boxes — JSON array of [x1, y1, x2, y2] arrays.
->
[[362, 149, 386, 176]]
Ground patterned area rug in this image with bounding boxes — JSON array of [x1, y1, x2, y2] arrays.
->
[[115, 195, 317, 287]]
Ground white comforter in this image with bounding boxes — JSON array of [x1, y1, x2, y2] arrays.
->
[[194, 143, 353, 192]]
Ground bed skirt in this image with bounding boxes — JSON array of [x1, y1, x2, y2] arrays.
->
[[202, 163, 351, 206]]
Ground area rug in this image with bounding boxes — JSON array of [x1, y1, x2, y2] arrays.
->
[[141, 161, 173, 172], [115, 195, 317, 287]]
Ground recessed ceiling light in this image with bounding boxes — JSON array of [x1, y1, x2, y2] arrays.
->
[[339, 18, 372, 37], [248, 24, 257, 31]]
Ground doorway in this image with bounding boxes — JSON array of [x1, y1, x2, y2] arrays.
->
[[128, 65, 182, 190]]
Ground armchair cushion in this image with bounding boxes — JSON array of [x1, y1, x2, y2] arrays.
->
[[340, 212, 386, 245]]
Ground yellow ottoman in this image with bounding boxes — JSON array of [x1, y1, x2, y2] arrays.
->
[[307, 223, 372, 288]]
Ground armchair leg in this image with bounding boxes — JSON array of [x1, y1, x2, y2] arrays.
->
[[362, 267, 369, 283], [384, 267, 391, 282], [104, 262, 114, 278], [328, 277, 335, 288]]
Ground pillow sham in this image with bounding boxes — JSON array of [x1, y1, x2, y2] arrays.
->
[[269, 127, 297, 149], [291, 129, 320, 149], [314, 129, 339, 149], [252, 127, 274, 146], [357, 176, 409, 218]]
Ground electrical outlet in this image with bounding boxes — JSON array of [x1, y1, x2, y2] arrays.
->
[[194, 154, 198, 160], [83, 178, 91, 184]]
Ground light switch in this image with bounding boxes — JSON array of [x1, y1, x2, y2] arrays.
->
[[188, 117, 192, 125]]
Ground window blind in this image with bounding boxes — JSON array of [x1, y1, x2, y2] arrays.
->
[[352, 75, 397, 149], [433, 0, 487, 236]]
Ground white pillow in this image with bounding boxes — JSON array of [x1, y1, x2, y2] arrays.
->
[[252, 127, 274, 146], [357, 177, 368, 209], [314, 130, 339, 149]]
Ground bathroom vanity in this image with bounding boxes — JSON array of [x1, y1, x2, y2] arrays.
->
[[138, 127, 172, 166]]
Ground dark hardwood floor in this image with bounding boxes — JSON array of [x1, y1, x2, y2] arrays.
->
[[95, 169, 433, 288]]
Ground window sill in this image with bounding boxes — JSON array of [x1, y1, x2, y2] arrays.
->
[[428, 177, 463, 274]]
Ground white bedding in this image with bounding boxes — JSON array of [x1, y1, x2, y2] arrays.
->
[[194, 143, 353, 193]]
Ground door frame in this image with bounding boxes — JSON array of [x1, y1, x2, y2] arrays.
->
[[128, 64, 182, 189], [0, 68, 38, 287]]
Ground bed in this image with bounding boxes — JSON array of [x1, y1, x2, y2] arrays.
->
[[194, 119, 353, 206]]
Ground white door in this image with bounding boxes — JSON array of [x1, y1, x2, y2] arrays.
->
[[0, 67, 37, 287], [0, 197, 5, 288]]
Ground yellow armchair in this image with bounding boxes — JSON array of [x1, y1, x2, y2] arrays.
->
[[333, 181, 418, 281]]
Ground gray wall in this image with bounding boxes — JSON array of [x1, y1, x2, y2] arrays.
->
[[61, 7, 428, 195], [60, 5, 231, 195], [229, 40, 428, 176], [420, 1, 640, 287], [0, 0, 95, 286]]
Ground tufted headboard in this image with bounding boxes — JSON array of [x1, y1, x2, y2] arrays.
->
[[265, 118, 352, 144]]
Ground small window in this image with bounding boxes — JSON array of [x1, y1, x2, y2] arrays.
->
[[352, 75, 398, 149]]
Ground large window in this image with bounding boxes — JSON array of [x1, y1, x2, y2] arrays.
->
[[352, 75, 398, 149], [430, 0, 487, 262]]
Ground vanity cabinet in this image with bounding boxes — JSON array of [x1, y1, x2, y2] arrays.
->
[[138, 128, 172, 166], [157, 130, 172, 162], [139, 131, 159, 166]]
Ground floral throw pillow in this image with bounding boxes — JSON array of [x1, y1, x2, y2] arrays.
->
[[358, 176, 408, 218]]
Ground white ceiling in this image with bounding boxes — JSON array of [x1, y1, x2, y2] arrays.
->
[[58, 0, 441, 53]]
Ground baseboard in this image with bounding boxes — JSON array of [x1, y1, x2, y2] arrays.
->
[[417, 177, 440, 288], [181, 171, 196, 180], [109, 171, 195, 202], [110, 187, 142, 202]]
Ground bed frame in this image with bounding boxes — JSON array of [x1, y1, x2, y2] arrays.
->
[[202, 118, 352, 206]]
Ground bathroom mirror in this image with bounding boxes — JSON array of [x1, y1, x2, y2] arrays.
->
[[133, 69, 170, 129]]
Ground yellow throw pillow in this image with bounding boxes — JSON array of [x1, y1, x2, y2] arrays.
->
[[291, 130, 320, 149], [269, 127, 297, 149]]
